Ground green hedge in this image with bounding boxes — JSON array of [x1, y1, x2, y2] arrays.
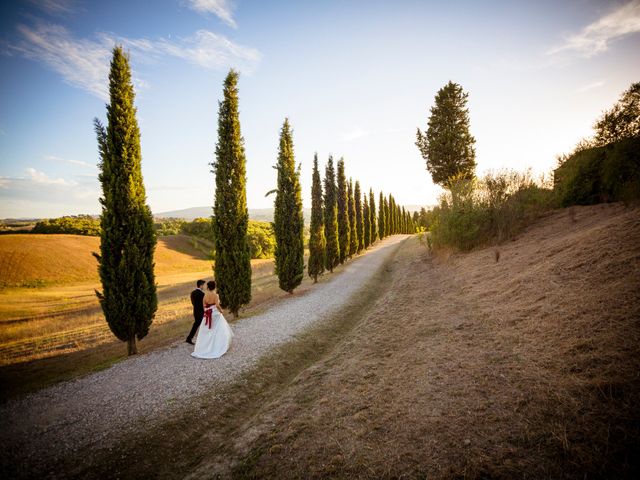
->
[[554, 137, 640, 206]]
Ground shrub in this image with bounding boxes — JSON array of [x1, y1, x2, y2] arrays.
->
[[554, 137, 640, 206], [429, 170, 556, 251]]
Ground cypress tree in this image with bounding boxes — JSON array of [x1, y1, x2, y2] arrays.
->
[[272, 118, 304, 293], [347, 179, 358, 257], [378, 191, 386, 239], [354, 181, 364, 252], [93, 46, 157, 356], [389, 194, 398, 235], [336, 158, 350, 264], [384, 196, 391, 237], [416, 81, 476, 187], [402, 207, 407, 234], [308, 154, 325, 283], [212, 70, 252, 318], [363, 196, 371, 249], [369, 189, 377, 244], [323, 156, 339, 272]]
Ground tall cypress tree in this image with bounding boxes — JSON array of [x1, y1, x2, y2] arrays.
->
[[416, 81, 476, 187], [94, 46, 157, 356], [363, 196, 371, 249], [354, 181, 364, 252], [401, 207, 407, 234], [369, 188, 377, 244], [336, 158, 350, 264], [212, 70, 252, 318], [384, 196, 391, 237], [378, 191, 386, 240], [272, 118, 304, 293], [347, 179, 358, 257], [324, 156, 339, 272], [389, 195, 397, 234], [308, 153, 325, 283]]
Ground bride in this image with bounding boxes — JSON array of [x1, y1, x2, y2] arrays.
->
[[191, 280, 233, 359]]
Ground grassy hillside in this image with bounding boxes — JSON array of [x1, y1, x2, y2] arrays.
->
[[0, 234, 213, 288], [94, 202, 639, 479]]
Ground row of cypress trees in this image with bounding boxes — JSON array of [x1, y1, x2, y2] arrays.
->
[[94, 48, 416, 354], [307, 156, 418, 283]]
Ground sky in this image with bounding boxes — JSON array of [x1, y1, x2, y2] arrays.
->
[[0, 0, 639, 218]]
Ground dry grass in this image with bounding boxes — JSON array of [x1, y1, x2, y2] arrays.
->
[[86, 202, 639, 479], [0, 234, 215, 289]]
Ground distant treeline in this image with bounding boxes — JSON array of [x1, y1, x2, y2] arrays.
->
[[28, 215, 278, 260]]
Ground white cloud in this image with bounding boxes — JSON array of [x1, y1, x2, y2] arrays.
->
[[0, 169, 100, 214], [573, 80, 605, 94], [44, 154, 96, 169], [28, 0, 77, 15], [26, 167, 76, 186], [154, 30, 260, 71], [10, 23, 112, 99], [6, 22, 261, 99], [187, 0, 237, 28], [342, 126, 368, 142], [548, 0, 640, 58]]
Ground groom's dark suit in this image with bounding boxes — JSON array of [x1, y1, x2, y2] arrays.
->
[[186, 288, 205, 343]]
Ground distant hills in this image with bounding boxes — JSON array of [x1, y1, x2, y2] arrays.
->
[[155, 205, 430, 223]]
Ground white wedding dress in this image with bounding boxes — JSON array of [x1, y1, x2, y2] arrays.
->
[[191, 304, 233, 359]]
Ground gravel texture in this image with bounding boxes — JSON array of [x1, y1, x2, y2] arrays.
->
[[0, 235, 407, 476]]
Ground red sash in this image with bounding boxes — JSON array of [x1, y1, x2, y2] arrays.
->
[[204, 304, 215, 328]]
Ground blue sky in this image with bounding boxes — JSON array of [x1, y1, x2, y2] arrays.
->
[[1, 0, 639, 218]]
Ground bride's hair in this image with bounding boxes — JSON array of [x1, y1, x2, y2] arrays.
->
[[207, 280, 216, 291]]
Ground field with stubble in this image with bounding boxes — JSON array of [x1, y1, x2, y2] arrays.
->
[[0, 233, 309, 400]]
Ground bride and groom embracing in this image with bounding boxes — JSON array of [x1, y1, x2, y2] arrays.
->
[[186, 280, 233, 359]]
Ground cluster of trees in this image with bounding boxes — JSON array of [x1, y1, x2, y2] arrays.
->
[[32, 215, 100, 235], [555, 82, 640, 206], [307, 155, 417, 282]]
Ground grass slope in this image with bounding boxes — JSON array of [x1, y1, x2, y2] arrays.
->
[[0, 234, 213, 288], [77, 203, 639, 479]]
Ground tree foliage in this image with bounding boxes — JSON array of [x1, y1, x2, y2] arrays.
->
[[378, 191, 386, 239], [323, 156, 339, 272], [362, 195, 371, 249], [272, 118, 304, 293], [308, 154, 326, 282], [336, 158, 350, 264], [354, 181, 364, 252], [211, 70, 252, 317], [416, 81, 476, 186], [93, 46, 157, 356], [369, 188, 377, 244], [593, 82, 640, 147], [347, 179, 358, 257]]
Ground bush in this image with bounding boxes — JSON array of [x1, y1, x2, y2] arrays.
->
[[429, 171, 556, 251], [554, 137, 640, 206], [180, 217, 275, 259], [32, 215, 100, 236], [154, 218, 186, 236], [248, 221, 276, 259]]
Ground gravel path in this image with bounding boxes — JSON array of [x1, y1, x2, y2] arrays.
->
[[0, 235, 407, 476]]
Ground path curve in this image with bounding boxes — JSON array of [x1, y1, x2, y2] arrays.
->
[[0, 235, 409, 475]]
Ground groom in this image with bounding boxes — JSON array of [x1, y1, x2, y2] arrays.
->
[[186, 279, 206, 345]]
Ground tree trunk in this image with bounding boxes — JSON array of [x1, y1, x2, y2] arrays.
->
[[127, 336, 137, 355], [232, 310, 239, 319], [313, 275, 318, 284]]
